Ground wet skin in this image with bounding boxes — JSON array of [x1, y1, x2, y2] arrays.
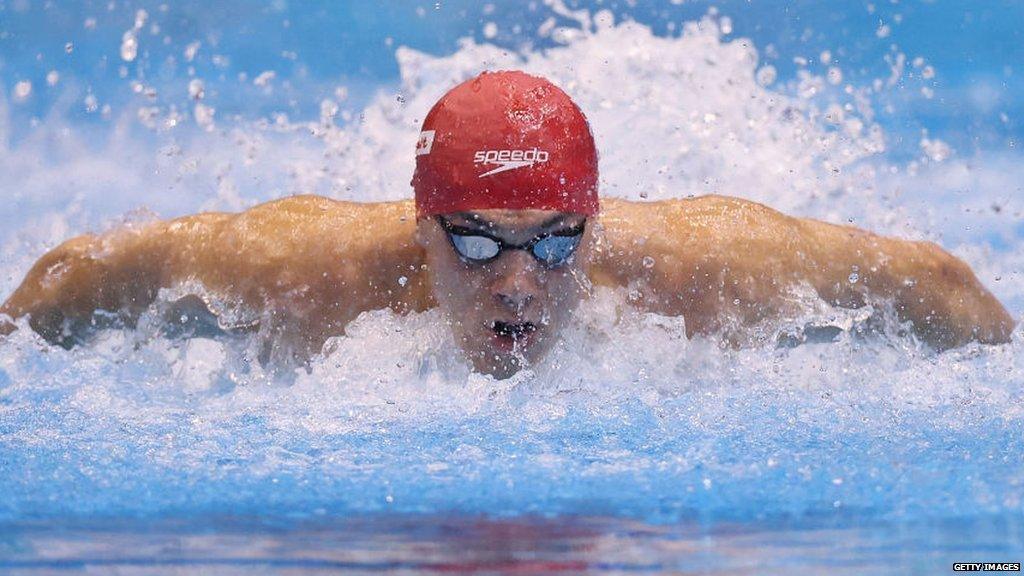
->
[[0, 195, 1015, 377], [417, 210, 591, 379]]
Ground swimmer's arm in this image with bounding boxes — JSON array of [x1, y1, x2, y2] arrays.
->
[[596, 196, 1014, 349], [0, 213, 228, 345], [0, 196, 430, 349], [794, 215, 1015, 349]]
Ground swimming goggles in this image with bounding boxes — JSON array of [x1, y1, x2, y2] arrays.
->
[[436, 216, 585, 268]]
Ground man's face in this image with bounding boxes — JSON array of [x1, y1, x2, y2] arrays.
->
[[417, 209, 593, 378]]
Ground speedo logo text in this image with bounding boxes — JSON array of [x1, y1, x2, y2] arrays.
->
[[474, 148, 550, 177]]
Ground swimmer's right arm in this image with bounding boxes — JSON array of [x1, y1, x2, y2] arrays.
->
[[0, 196, 429, 349], [0, 213, 228, 345]]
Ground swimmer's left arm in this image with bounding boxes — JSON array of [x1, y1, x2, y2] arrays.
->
[[794, 214, 1015, 349], [595, 196, 1015, 349]]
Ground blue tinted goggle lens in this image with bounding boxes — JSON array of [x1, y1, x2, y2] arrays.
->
[[440, 218, 584, 267], [531, 234, 582, 265], [449, 234, 501, 261]]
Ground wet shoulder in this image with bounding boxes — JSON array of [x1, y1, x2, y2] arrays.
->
[[231, 196, 414, 242], [213, 195, 419, 275], [600, 195, 789, 240]]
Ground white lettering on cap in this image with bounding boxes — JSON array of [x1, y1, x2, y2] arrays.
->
[[473, 147, 550, 177]]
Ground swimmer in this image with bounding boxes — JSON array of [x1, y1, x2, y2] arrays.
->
[[0, 71, 1014, 378]]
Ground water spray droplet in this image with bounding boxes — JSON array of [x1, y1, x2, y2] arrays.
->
[[827, 67, 843, 85], [188, 79, 204, 100], [120, 30, 138, 62], [184, 41, 201, 62], [194, 103, 215, 129], [253, 71, 276, 87], [12, 81, 32, 103], [134, 9, 149, 30], [719, 16, 732, 35], [756, 65, 777, 87]]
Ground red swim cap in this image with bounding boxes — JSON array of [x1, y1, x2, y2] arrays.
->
[[412, 70, 599, 219]]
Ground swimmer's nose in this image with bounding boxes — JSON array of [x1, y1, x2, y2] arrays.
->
[[491, 250, 540, 312]]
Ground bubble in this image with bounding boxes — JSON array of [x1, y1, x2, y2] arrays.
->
[[719, 16, 732, 35], [12, 80, 32, 102], [755, 65, 777, 86], [827, 66, 843, 85], [137, 106, 160, 128], [320, 99, 339, 123], [642, 256, 655, 269], [133, 9, 148, 30], [120, 30, 139, 62], [188, 79, 205, 100], [184, 41, 201, 62], [194, 103, 215, 129], [920, 137, 951, 162], [253, 71, 276, 87]]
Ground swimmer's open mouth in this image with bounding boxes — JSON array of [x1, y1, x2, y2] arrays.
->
[[491, 320, 537, 339]]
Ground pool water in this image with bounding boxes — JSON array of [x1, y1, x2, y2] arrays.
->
[[1, 1, 1022, 572], [3, 514, 1019, 574]]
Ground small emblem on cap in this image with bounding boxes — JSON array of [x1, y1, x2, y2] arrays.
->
[[416, 130, 435, 156]]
